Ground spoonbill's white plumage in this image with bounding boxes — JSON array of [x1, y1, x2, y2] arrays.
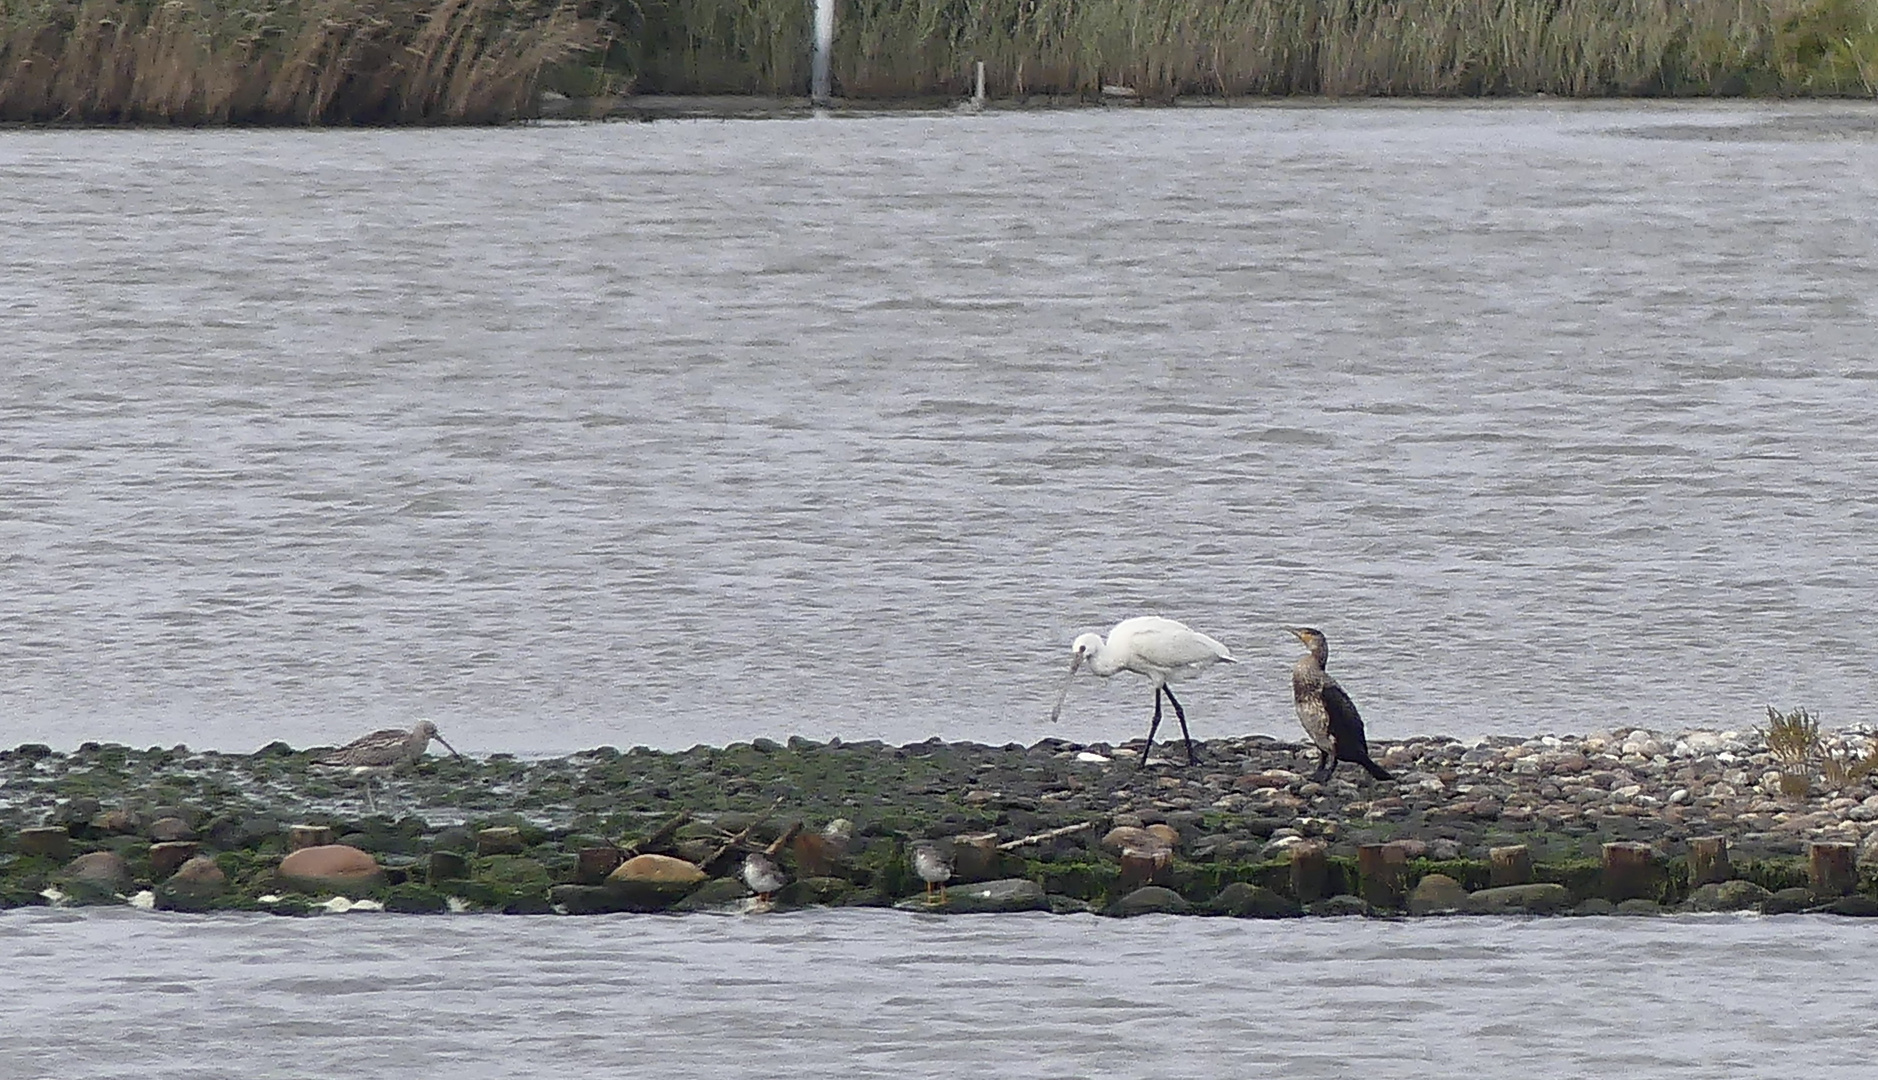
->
[[1048, 616, 1236, 765]]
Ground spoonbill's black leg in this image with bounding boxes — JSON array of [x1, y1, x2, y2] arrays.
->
[[1162, 686, 1200, 766], [1140, 690, 1165, 767]]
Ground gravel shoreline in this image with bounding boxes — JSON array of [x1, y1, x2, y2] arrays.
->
[[3, 727, 1876, 916]]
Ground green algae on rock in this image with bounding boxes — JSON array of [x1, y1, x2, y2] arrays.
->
[[6, 729, 1878, 918]]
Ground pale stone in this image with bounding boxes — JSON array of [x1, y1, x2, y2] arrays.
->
[[607, 853, 706, 886]]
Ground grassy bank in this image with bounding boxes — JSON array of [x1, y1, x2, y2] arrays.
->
[[613, 0, 1878, 98], [2, 0, 1874, 123], [0, 0, 604, 123]]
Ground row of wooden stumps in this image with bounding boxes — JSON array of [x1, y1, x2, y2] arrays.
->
[[1288, 837, 1866, 907]]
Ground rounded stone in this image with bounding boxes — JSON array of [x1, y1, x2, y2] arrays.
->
[[1463, 883, 1573, 915], [62, 851, 132, 903], [608, 854, 706, 886], [1106, 886, 1191, 917], [148, 817, 197, 843], [1407, 873, 1469, 916], [1207, 882, 1301, 919], [277, 844, 386, 894], [158, 856, 228, 912], [1683, 880, 1773, 913], [92, 809, 142, 835]]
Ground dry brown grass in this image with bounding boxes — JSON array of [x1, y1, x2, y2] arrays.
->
[[609, 0, 1878, 98], [1762, 705, 1878, 799], [0, 0, 605, 123], [5, 0, 1874, 121]]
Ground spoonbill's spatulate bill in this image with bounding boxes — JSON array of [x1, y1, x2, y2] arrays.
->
[[1049, 616, 1236, 766]]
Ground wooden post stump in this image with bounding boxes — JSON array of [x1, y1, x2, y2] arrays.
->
[[17, 826, 72, 861], [950, 832, 1001, 883], [149, 841, 200, 879], [1290, 842, 1330, 903], [288, 825, 334, 851], [1809, 842, 1857, 898], [1602, 841, 1662, 902], [1358, 843, 1408, 909], [1489, 845, 1532, 887], [427, 851, 470, 884], [1118, 847, 1173, 889], [575, 846, 623, 885], [1687, 836, 1733, 887]]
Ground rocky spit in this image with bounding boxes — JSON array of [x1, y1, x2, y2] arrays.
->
[[3, 727, 1878, 918]]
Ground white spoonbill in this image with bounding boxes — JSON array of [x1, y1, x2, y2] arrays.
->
[[1048, 616, 1236, 765]]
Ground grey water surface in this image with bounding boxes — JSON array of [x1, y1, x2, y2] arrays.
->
[[4, 102, 1878, 756], [1, 906, 1874, 1080]]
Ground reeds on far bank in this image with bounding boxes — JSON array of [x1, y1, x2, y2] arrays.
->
[[0, 0, 606, 123], [609, 0, 1878, 98]]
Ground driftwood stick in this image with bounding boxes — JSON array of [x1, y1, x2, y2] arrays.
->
[[764, 821, 803, 858], [701, 796, 787, 871], [996, 820, 1096, 851], [623, 811, 691, 856]]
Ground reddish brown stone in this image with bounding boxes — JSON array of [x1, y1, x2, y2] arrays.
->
[[278, 844, 385, 894]]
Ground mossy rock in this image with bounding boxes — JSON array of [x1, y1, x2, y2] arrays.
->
[[901, 878, 1048, 914], [603, 878, 700, 912], [475, 856, 553, 891], [1034, 860, 1119, 903], [667, 877, 755, 913], [550, 884, 632, 915], [383, 883, 450, 914], [470, 816, 550, 847], [777, 876, 856, 908], [1406, 874, 1469, 916], [258, 896, 319, 917], [1463, 883, 1573, 915], [502, 893, 556, 915], [1104, 886, 1191, 918], [1310, 894, 1374, 917], [1683, 880, 1773, 913], [1761, 887, 1814, 915], [1208, 882, 1302, 919], [1809, 895, 1878, 918], [431, 827, 477, 854]]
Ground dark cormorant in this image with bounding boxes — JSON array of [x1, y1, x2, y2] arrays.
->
[[1283, 627, 1394, 783]]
